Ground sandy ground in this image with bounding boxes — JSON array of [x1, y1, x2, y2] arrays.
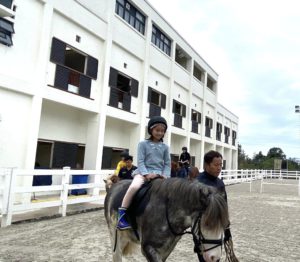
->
[[0, 180, 299, 262]]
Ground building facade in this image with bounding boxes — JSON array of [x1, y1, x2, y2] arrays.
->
[[0, 0, 238, 174]]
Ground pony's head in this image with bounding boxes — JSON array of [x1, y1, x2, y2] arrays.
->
[[199, 192, 229, 262]]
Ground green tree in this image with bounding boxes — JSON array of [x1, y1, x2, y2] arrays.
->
[[267, 147, 286, 159]]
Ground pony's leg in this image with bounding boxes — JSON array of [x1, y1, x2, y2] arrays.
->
[[141, 244, 163, 262]]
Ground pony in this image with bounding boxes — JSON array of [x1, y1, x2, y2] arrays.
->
[[104, 177, 229, 262]]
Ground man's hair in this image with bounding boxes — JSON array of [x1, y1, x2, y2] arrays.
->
[[203, 150, 223, 165], [125, 155, 133, 161]]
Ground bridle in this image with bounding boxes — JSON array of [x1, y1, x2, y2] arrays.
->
[[166, 201, 223, 261]]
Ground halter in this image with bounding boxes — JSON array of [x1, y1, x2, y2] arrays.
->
[[165, 201, 223, 261]]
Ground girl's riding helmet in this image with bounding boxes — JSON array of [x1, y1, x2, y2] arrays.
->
[[147, 116, 168, 135]]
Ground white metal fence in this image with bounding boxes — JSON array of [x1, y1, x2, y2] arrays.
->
[[0, 167, 114, 227], [0, 168, 299, 227]]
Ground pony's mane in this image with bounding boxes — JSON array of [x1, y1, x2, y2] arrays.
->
[[151, 178, 229, 231], [151, 178, 210, 209], [201, 193, 229, 232]]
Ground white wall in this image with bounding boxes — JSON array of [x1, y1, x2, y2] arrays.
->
[[38, 101, 87, 144], [0, 89, 32, 167]]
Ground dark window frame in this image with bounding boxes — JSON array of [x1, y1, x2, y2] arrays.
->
[[172, 100, 186, 118], [0, 18, 14, 46], [216, 122, 222, 141], [152, 24, 171, 56], [115, 0, 146, 35], [50, 37, 98, 99], [108, 67, 139, 112]]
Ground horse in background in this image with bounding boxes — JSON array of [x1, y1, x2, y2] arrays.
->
[[188, 166, 200, 181], [105, 178, 229, 262]]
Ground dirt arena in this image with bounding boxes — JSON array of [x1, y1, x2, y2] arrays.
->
[[0, 180, 299, 262]]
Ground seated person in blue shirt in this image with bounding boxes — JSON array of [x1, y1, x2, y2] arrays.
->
[[118, 155, 137, 180]]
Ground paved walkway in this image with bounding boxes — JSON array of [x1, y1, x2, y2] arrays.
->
[[0, 180, 299, 261]]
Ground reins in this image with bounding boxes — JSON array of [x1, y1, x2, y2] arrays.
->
[[165, 199, 223, 261]]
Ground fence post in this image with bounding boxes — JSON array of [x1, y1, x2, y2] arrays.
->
[[298, 176, 300, 197], [1, 168, 17, 227], [260, 171, 263, 194], [59, 167, 70, 217]]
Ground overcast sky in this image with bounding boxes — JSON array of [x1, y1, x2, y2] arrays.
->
[[147, 0, 300, 159]]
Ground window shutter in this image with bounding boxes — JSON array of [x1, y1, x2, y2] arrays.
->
[[161, 93, 166, 109], [101, 147, 113, 169], [50, 38, 66, 64], [123, 93, 131, 111], [182, 104, 186, 117], [54, 65, 69, 91], [147, 87, 152, 102], [192, 120, 198, 133], [79, 75, 91, 98], [174, 114, 182, 128], [52, 142, 78, 169], [210, 119, 213, 129], [130, 78, 139, 97], [86, 56, 98, 79], [197, 112, 201, 124], [172, 100, 176, 113], [109, 67, 118, 87], [109, 88, 119, 107]]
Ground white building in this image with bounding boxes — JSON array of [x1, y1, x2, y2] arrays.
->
[[0, 0, 238, 174]]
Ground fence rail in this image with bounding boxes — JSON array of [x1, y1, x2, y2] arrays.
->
[[0, 167, 114, 227], [0, 168, 299, 227]]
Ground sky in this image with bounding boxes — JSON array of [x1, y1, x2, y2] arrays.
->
[[147, 0, 300, 159]]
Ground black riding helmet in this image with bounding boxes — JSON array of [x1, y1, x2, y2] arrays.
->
[[147, 116, 168, 135]]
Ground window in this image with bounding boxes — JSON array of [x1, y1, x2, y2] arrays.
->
[[173, 100, 186, 117], [172, 100, 186, 129], [115, 0, 145, 35], [232, 130, 237, 146], [205, 117, 213, 137], [0, 18, 14, 46], [175, 45, 190, 70], [50, 37, 98, 98], [224, 126, 230, 144], [191, 110, 201, 133], [0, 0, 13, 9], [108, 67, 139, 111], [193, 64, 205, 82], [216, 122, 222, 141], [191, 109, 201, 123], [207, 76, 216, 92], [152, 25, 171, 56], [102, 146, 129, 169], [148, 87, 166, 117]]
